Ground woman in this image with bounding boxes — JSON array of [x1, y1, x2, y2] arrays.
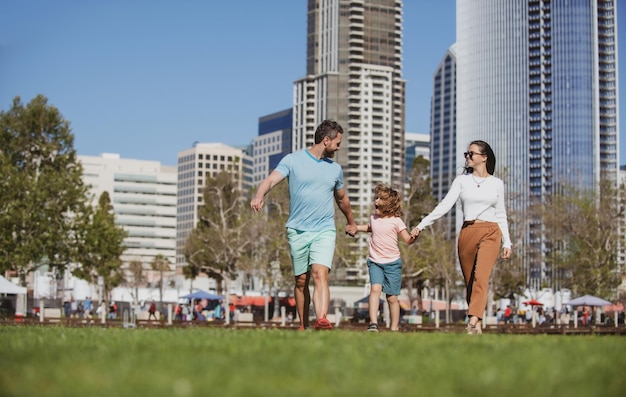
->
[[411, 140, 512, 334]]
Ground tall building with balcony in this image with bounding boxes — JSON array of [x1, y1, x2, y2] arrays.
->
[[175, 143, 253, 278], [253, 108, 293, 184], [292, 0, 405, 222], [457, 0, 620, 289], [78, 153, 177, 278], [430, 44, 458, 240]]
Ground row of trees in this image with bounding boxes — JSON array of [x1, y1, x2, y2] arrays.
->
[[0, 96, 129, 299], [2, 95, 623, 309], [405, 159, 625, 312], [183, 147, 624, 318], [183, 171, 292, 296]]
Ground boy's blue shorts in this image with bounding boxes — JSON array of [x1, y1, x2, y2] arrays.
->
[[367, 258, 402, 296]]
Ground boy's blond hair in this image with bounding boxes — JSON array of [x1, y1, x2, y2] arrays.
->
[[374, 184, 402, 218]]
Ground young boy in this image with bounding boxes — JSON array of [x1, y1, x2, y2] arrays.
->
[[356, 184, 417, 332]]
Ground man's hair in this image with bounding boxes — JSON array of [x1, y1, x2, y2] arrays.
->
[[374, 184, 402, 218], [314, 120, 343, 144]]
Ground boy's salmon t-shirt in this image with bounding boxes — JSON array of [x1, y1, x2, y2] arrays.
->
[[367, 215, 407, 264]]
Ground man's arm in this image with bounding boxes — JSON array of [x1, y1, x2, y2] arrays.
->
[[334, 187, 357, 236], [250, 170, 285, 212]]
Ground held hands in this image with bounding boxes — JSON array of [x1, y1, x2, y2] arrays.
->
[[345, 223, 358, 237], [410, 227, 421, 239]]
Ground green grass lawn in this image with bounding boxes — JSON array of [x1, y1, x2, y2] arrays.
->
[[0, 325, 624, 397]]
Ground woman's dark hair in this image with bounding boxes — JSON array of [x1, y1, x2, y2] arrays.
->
[[466, 140, 496, 175]]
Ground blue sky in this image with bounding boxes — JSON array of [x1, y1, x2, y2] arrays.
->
[[1, 1, 624, 166]]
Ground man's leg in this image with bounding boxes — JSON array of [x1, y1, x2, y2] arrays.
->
[[294, 272, 310, 328], [311, 264, 330, 320]]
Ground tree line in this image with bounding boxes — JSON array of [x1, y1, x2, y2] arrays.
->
[[1, 95, 623, 308]]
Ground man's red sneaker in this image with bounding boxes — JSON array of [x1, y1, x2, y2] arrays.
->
[[314, 315, 333, 330]]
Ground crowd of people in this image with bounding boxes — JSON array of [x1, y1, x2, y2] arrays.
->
[[60, 296, 118, 320], [58, 296, 293, 324], [495, 305, 622, 327]]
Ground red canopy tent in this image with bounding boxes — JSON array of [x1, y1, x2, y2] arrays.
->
[[229, 294, 296, 307]]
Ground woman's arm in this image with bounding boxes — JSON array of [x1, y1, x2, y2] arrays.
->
[[415, 176, 462, 231]]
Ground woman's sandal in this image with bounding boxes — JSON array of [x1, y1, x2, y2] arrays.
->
[[466, 319, 482, 335]]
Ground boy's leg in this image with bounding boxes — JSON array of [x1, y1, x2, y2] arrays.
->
[[367, 259, 384, 324], [381, 259, 402, 330], [387, 294, 400, 331], [369, 284, 383, 324]]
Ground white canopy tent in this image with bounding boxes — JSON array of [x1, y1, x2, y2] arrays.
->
[[0, 275, 27, 316]]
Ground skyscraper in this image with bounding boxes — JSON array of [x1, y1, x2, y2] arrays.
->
[[429, 44, 458, 240], [253, 108, 293, 185], [456, 0, 620, 289], [293, 0, 406, 222]]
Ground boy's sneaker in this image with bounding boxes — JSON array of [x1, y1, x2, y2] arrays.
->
[[367, 323, 379, 332], [314, 315, 333, 330]]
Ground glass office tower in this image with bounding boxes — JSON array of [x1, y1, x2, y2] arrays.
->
[[457, 0, 619, 289], [430, 44, 458, 241]]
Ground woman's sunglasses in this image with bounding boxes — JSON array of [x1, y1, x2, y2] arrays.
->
[[464, 151, 485, 160]]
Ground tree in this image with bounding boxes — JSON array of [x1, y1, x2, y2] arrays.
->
[[151, 254, 171, 308], [490, 194, 532, 300], [404, 155, 438, 227], [126, 260, 146, 307], [401, 155, 438, 313], [183, 170, 252, 295], [73, 191, 127, 301], [0, 95, 90, 284], [332, 209, 366, 285], [241, 180, 292, 293], [411, 222, 460, 322], [542, 181, 624, 298]]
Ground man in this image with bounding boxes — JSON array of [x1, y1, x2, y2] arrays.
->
[[148, 299, 157, 321], [504, 305, 512, 324], [251, 120, 357, 330], [83, 296, 92, 319]]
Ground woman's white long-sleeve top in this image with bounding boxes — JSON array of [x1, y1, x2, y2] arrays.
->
[[416, 174, 512, 248]]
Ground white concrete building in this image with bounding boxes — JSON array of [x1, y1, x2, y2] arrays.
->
[[79, 153, 177, 272], [175, 143, 253, 279]]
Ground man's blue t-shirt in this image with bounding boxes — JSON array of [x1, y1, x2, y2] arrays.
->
[[275, 149, 344, 232]]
